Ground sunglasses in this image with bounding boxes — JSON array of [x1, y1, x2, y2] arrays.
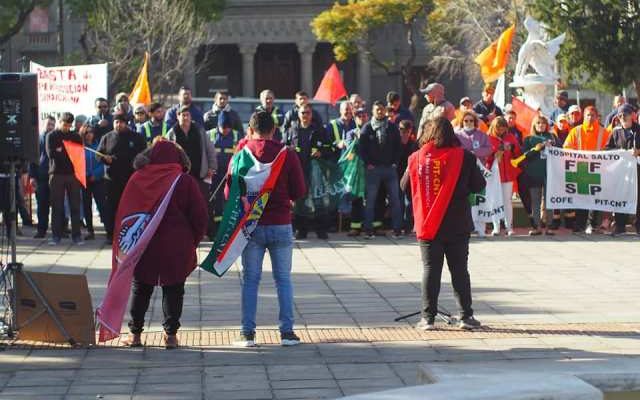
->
[[300, 111, 310, 115]]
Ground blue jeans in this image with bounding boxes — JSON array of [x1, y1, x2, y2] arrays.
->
[[240, 224, 294, 334], [364, 166, 402, 231]]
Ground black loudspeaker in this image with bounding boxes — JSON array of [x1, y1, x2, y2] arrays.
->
[[0, 73, 39, 162]]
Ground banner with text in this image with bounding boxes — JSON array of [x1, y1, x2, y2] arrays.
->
[[546, 147, 637, 213], [30, 62, 108, 133], [471, 159, 505, 222]]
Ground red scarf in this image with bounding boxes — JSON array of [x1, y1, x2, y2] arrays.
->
[[408, 143, 464, 240]]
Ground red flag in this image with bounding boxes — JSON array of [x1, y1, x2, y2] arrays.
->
[[511, 96, 539, 137], [314, 63, 347, 105], [62, 140, 86, 188]]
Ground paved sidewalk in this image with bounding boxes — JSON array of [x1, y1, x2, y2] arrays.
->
[[1, 228, 640, 399]]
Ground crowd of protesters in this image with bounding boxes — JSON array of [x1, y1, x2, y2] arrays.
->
[[17, 82, 640, 249]]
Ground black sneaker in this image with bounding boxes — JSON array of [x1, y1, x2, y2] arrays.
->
[[416, 317, 435, 331], [33, 231, 46, 239], [233, 331, 256, 347], [363, 231, 375, 240], [459, 316, 482, 330], [280, 331, 300, 346], [85, 232, 95, 240], [316, 231, 328, 240], [390, 230, 403, 239], [295, 230, 308, 240]]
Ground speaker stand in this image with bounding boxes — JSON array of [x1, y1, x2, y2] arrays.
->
[[0, 160, 76, 346]]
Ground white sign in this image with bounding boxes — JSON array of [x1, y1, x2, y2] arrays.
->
[[30, 62, 108, 133], [471, 159, 505, 222], [546, 147, 637, 213]]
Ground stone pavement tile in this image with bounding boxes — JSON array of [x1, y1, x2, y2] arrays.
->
[[201, 347, 263, 366], [134, 382, 202, 394], [6, 369, 76, 387], [273, 387, 343, 399], [133, 395, 201, 400], [66, 396, 131, 400], [0, 385, 69, 396], [373, 341, 442, 363], [316, 343, 383, 363], [142, 348, 203, 365], [205, 389, 272, 400], [270, 379, 338, 390], [72, 374, 136, 386], [81, 349, 145, 368], [68, 384, 134, 395], [389, 362, 422, 385], [16, 350, 85, 370], [267, 364, 333, 381], [338, 377, 405, 396], [205, 378, 269, 391], [328, 363, 397, 380], [261, 346, 324, 365]]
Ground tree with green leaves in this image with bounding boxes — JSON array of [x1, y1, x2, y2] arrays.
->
[[0, 0, 52, 45], [311, 0, 434, 96], [528, 0, 640, 99]]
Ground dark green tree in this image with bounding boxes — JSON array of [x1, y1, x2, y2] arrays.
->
[[528, 0, 640, 98]]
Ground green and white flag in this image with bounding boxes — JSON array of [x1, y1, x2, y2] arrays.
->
[[545, 147, 637, 213], [201, 146, 288, 277], [470, 159, 505, 222]]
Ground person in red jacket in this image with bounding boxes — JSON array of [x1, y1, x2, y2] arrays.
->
[[404, 117, 485, 331], [125, 141, 208, 349], [486, 116, 521, 236]]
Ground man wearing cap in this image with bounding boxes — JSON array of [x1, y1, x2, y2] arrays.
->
[[418, 82, 456, 133], [606, 104, 640, 235], [549, 91, 570, 125], [567, 105, 582, 131], [209, 111, 244, 237], [473, 85, 503, 124], [138, 102, 167, 145], [204, 91, 243, 133], [165, 86, 205, 130], [604, 95, 627, 128], [97, 112, 147, 244]]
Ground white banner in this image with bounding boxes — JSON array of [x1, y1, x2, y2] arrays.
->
[[546, 147, 637, 213], [29, 62, 108, 133], [471, 159, 505, 222]]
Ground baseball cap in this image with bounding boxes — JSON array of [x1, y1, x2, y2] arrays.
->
[[354, 107, 367, 116], [568, 105, 581, 114], [556, 91, 569, 99], [617, 103, 635, 115], [459, 96, 471, 106], [556, 113, 568, 123], [420, 82, 440, 94]]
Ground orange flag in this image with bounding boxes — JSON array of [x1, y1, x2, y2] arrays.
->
[[314, 63, 347, 106], [130, 52, 151, 107], [475, 25, 516, 83], [511, 96, 539, 137], [63, 140, 86, 188]]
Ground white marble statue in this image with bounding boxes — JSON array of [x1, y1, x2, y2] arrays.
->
[[510, 16, 566, 117], [514, 16, 566, 81]]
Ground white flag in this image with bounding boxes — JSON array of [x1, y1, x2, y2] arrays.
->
[[471, 159, 505, 222], [545, 147, 637, 213]]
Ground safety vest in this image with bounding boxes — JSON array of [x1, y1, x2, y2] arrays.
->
[[576, 125, 605, 150], [209, 128, 239, 154], [143, 121, 167, 143]]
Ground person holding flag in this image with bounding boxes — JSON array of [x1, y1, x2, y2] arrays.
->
[[232, 111, 306, 347], [344, 108, 369, 236], [45, 112, 84, 246], [403, 117, 485, 331]]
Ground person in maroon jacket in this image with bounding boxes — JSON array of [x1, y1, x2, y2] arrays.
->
[[124, 141, 208, 349], [234, 111, 306, 348]]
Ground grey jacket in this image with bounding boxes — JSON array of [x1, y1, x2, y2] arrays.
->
[[166, 125, 217, 179]]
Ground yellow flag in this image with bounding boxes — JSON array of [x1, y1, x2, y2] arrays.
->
[[474, 25, 516, 83], [129, 52, 151, 106]]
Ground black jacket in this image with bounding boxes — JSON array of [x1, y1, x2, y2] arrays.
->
[[203, 107, 243, 133], [97, 129, 146, 183], [45, 129, 82, 175], [285, 121, 332, 175], [605, 123, 640, 150], [359, 119, 401, 167]]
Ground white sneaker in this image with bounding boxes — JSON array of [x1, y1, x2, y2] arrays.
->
[[233, 332, 256, 347], [416, 318, 436, 331], [506, 229, 514, 237], [491, 229, 500, 236], [585, 226, 593, 235]]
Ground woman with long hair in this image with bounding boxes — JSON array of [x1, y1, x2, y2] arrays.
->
[[521, 115, 559, 235], [486, 116, 521, 236], [404, 117, 485, 331]]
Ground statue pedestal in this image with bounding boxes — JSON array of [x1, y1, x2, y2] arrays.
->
[[509, 74, 556, 118]]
